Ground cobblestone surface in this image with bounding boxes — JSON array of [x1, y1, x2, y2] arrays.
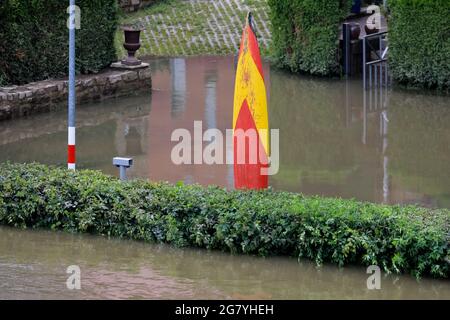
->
[[116, 0, 271, 57]]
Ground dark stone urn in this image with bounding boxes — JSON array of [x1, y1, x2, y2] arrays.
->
[[122, 26, 142, 66]]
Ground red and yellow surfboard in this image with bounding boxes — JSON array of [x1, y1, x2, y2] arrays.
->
[[233, 13, 269, 189]]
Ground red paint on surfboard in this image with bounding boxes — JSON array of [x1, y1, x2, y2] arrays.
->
[[233, 99, 268, 189]]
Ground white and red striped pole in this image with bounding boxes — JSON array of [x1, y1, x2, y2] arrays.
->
[[68, 0, 76, 170], [68, 127, 76, 170]]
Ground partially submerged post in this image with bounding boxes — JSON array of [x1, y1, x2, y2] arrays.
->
[[67, 0, 77, 170], [113, 157, 133, 181], [343, 23, 351, 76], [342, 22, 360, 77]]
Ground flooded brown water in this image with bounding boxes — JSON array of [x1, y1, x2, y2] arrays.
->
[[1, 56, 449, 208], [0, 226, 449, 300], [0, 56, 449, 299]]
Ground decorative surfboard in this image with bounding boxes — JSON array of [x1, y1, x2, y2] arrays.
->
[[233, 12, 269, 189]]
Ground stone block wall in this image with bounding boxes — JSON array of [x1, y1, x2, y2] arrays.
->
[[0, 67, 152, 121]]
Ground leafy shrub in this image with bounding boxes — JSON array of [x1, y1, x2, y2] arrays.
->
[[0, 162, 448, 278], [0, 0, 118, 85], [267, 0, 352, 76], [388, 0, 450, 90]]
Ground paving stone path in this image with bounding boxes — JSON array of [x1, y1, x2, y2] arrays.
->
[[116, 0, 271, 57]]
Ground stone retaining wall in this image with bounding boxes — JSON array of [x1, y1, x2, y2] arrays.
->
[[119, 0, 156, 12], [0, 67, 152, 121]]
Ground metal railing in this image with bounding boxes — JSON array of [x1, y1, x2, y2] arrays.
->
[[363, 31, 390, 89]]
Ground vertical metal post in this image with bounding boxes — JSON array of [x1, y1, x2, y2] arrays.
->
[[375, 67, 378, 108], [343, 23, 351, 77], [385, 63, 388, 87], [119, 166, 127, 181], [68, 0, 76, 170], [380, 66, 383, 108], [362, 89, 367, 144], [380, 35, 383, 87], [381, 110, 389, 203], [345, 79, 350, 127], [380, 63, 383, 87], [363, 36, 366, 89], [385, 64, 388, 104], [379, 34, 382, 57], [380, 67, 383, 107], [369, 74, 373, 111], [113, 157, 133, 181], [375, 64, 378, 88], [378, 34, 382, 88]]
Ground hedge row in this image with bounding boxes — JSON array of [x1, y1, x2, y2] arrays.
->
[[267, 0, 352, 76], [0, 0, 118, 85], [0, 163, 448, 278], [388, 0, 450, 90]]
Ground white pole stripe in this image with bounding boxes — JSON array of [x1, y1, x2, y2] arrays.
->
[[68, 126, 76, 145]]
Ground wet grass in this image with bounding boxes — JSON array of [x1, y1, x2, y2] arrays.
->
[[115, 0, 271, 58]]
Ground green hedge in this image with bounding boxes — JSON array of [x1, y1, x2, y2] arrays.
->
[[388, 0, 450, 90], [0, 0, 118, 85], [0, 163, 448, 278], [268, 0, 351, 76]]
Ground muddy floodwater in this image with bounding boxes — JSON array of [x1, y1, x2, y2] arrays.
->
[[1, 56, 449, 208], [0, 227, 449, 300], [0, 57, 449, 299]]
